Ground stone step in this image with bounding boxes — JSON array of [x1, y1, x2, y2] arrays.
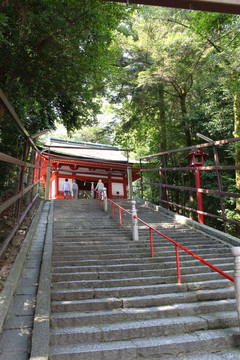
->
[[52, 269, 234, 283], [50, 311, 238, 346], [164, 348, 240, 360], [52, 257, 161, 266], [52, 249, 150, 255], [52, 260, 233, 274], [49, 327, 240, 360], [52, 264, 233, 280], [51, 255, 233, 267], [51, 245, 231, 254], [53, 229, 130, 234], [51, 279, 233, 301], [51, 299, 237, 328], [51, 244, 230, 254], [52, 263, 166, 273], [52, 253, 154, 261], [51, 287, 235, 313], [52, 236, 224, 244], [53, 240, 137, 246], [53, 232, 131, 237], [51, 251, 231, 262], [51, 252, 233, 264], [52, 277, 232, 291]]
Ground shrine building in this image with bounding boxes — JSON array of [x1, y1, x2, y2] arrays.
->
[[36, 138, 140, 199]]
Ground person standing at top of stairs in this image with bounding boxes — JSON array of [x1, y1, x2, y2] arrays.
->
[[62, 178, 71, 199], [95, 179, 104, 200], [72, 179, 79, 199]]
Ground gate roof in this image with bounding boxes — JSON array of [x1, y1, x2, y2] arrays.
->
[[43, 138, 134, 164]]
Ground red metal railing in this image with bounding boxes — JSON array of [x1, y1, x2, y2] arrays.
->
[[134, 215, 234, 284], [94, 189, 131, 228], [94, 189, 234, 284]]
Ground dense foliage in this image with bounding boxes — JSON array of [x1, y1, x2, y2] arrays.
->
[[0, 0, 131, 196], [103, 7, 240, 234], [0, 0, 131, 131]]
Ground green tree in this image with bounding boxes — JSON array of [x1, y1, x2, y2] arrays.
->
[[188, 11, 240, 227], [105, 6, 239, 231], [0, 0, 131, 198], [0, 0, 130, 132]]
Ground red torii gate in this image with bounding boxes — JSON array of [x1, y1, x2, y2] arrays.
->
[[103, 0, 240, 14]]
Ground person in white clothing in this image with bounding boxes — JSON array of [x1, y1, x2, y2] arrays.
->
[[72, 179, 79, 199], [95, 179, 104, 200], [62, 178, 71, 199]]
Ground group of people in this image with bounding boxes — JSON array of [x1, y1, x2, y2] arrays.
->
[[62, 178, 105, 200], [62, 179, 79, 199]]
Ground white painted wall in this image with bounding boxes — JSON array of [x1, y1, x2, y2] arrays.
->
[[112, 182, 124, 196]]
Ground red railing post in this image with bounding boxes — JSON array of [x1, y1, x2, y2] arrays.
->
[[175, 245, 181, 284], [112, 203, 114, 219], [149, 228, 154, 257]]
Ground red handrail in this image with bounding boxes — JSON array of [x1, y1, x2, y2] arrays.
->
[[135, 215, 234, 283], [93, 189, 234, 284], [94, 189, 131, 228]]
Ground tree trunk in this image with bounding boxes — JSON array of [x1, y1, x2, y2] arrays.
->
[[0, 102, 5, 123], [158, 84, 168, 207], [179, 93, 191, 147], [179, 92, 195, 217], [159, 83, 167, 152], [233, 92, 240, 230]]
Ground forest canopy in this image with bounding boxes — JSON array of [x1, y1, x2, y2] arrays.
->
[[102, 6, 240, 234], [0, 0, 131, 133]]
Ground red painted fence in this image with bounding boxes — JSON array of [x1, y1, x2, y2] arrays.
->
[[94, 189, 234, 284]]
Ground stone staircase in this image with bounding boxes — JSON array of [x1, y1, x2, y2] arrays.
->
[[49, 199, 240, 359]]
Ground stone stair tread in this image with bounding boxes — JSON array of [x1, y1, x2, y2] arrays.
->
[[51, 279, 233, 300], [51, 265, 233, 279], [52, 258, 162, 265], [51, 310, 238, 336], [51, 315, 210, 342], [164, 348, 240, 359], [52, 263, 166, 272], [52, 260, 233, 271], [51, 287, 235, 313], [50, 312, 238, 346], [49, 327, 240, 359], [52, 270, 234, 284], [51, 254, 233, 265], [51, 299, 237, 327], [51, 276, 231, 290]]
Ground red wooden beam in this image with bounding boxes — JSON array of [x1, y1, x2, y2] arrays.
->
[[103, 0, 240, 14]]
